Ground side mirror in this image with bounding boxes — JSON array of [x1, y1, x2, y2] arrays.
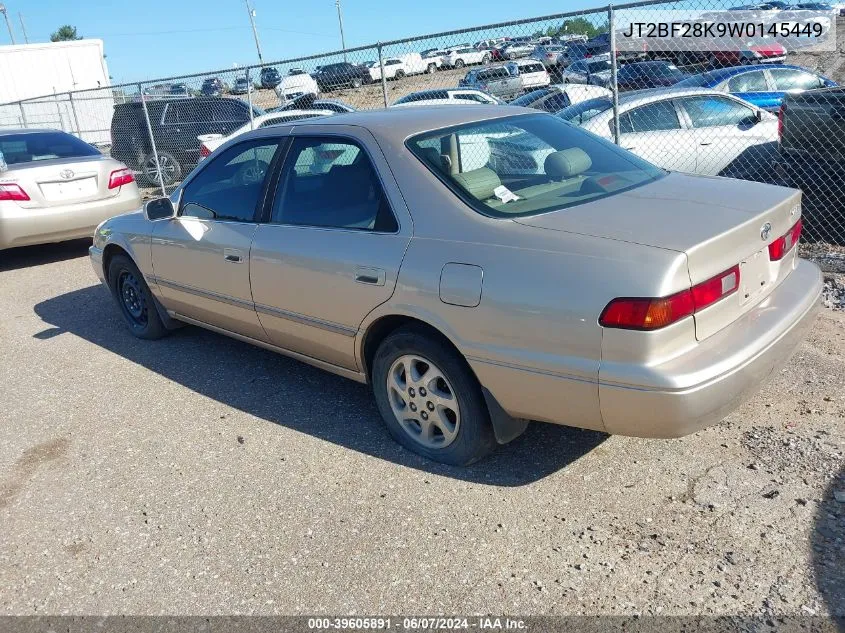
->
[[144, 197, 176, 222], [754, 109, 764, 123]]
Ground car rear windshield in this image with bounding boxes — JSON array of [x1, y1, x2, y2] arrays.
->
[[406, 113, 664, 219], [556, 97, 613, 124], [0, 132, 100, 165], [510, 89, 551, 106]]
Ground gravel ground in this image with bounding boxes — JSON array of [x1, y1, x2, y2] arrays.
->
[[0, 241, 843, 618]]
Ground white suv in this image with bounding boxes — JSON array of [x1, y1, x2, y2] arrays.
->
[[442, 47, 491, 68]]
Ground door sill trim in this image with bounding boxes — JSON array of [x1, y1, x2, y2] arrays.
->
[[170, 311, 367, 384]]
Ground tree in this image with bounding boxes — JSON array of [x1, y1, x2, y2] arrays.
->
[[50, 25, 82, 42]]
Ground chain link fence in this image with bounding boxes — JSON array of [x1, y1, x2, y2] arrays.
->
[[1, 0, 843, 248]]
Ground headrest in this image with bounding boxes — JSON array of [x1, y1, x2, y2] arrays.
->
[[545, 148, 592, 181], [451, 167, 502, 201]]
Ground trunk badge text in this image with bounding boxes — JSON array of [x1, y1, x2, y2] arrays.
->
[[760, 222, 772, 241], [59, 169, 74, 180]]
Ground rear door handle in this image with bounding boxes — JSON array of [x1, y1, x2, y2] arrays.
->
[[223, 248, 243, 263], [354, 266, 385, 286]]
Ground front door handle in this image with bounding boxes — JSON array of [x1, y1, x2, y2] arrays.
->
[[223, 248, 243, 263], [700, 142, 713, 146], [354, 266, 385, 286]]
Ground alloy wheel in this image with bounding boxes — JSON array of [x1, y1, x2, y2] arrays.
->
[[386, 354, 460, 449]]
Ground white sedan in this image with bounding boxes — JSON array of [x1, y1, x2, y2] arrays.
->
[[441, 47, 491, 68], [275, 69, 320, 102], [391, 89, 503, 107], [198, 110, 334, 158]]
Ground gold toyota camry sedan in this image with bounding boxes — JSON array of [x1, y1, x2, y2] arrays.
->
[[89, 106, 822, 465], [0, 129, 141, 250]]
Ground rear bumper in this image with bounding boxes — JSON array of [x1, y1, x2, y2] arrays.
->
[[0, 189, 141, 250], [599, 258, 822, 437]]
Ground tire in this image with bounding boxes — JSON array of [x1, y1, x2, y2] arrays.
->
[[395, 70, 405, 80], [482, 53, 491, 64], [372, 325, 497, 466], [427, 63, 437, 74], [350, 77, 362, 89], [508, 52, 516, 60], [107, 254, 167, 340], [142, 151, 182, 187], [454, 58, 465, 68]]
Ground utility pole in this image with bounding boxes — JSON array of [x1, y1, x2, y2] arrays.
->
[[0, 4, 16, 45], [244, 0, 264, 65], [18, 12, 28, 43], [335, 0, 347, 62]]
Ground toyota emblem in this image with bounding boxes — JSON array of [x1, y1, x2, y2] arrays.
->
[[760, 222, 772, 241], [59, 169, 74, 180]]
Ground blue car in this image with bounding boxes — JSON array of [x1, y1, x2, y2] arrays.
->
[[674, 64, 837, 111]]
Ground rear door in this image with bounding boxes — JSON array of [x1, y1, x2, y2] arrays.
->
[[724, 69, 776, 110], [676, 94, 775, 175], [249, 127, 412, 371], [617, 99, 698, 173]]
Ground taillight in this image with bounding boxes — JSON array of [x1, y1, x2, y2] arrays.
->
[[199, 144, 211, 158], [0, 183, 30, 201], [108, 168, 134, 189], [600, 265, 741, 330], [777, 103, 786, 141], [768, 219, 802, 261]]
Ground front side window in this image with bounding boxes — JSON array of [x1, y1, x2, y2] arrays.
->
[[406, 113, 664, 219], [769, 69, 824, 91], [271, 137, 397, 231], [180, 139, 281, 222], [0, 132, 99, 165], [680, 96, 756, 128]]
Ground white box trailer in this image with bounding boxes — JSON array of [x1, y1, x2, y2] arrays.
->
[[0, 39, 114, 144]]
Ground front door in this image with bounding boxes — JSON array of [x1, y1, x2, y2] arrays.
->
[[151, 136, 284, 341], [250, 130, 412, 371], [677, 95, 774, 176]]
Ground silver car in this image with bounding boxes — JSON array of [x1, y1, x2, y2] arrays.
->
[[90, 107, 820, 465], [559, 55, 613, 87], [1, 129, 141, 250], [459, 66, 523, 101], [557, 87, 778, 177]]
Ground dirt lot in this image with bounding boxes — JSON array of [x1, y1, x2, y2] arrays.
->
[[0, 241, 842, 618]]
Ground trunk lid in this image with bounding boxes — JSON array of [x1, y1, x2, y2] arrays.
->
[[3, 156, 126, 209], [515, 172, 802, 340]]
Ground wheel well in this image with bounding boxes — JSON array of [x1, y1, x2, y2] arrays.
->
[[362, 315, 462, 381], [102, 243, 130, 281]]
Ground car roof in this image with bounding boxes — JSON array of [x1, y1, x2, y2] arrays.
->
[[679, 64, 811, 86], [616, 86, 738, 107], [0, 127, 62, 136], [246, 105, 529, 142]]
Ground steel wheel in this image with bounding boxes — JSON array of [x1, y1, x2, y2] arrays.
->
[[118, 269, 148, 327], [386, 354, 460, 449]]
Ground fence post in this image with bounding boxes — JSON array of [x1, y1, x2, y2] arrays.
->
[[138, 83, 167, 197], [377, 42, 388, 109], [246, 68, 255, 130], [608, 4, 620, 145], [68, 92, 82, 137], [18, 102, 27, 127]]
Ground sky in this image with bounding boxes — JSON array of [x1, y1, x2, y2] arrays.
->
[[0, 0, 610, 85]]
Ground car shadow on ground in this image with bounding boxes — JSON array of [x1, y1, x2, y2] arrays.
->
[[33, 284, 607, 486], [0, 239, 92, 272], [813, 465, 845, 624]]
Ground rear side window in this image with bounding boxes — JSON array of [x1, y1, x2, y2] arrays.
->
[[0, 132, 99, 165], [727, 70, 768, 92], [271, 137, 397, 232], [180, 139, 281, 222], [479, 68, 510, 81], [620, 100, 681, 133]]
